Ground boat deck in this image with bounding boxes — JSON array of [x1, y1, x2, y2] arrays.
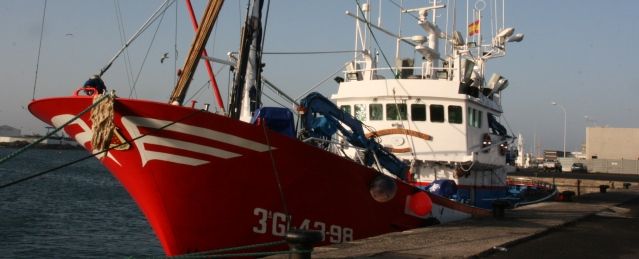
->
[[286, 187, 639, 258]]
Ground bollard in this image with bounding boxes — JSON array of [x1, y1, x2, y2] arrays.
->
[[623, 182, 631, 189], [577, 179, 581, 197], [599, 185, 609, 193], [561, 191, 575, 202], [492, 200, 509, 218], [286, 229, 323, 259]]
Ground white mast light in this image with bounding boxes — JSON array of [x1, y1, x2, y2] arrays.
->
[[508, 33, 525, 42], [452, 31, 465, 46], [411, 35, 427, 45], [496, 27, 515, 38]]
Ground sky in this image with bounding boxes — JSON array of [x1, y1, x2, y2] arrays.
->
[[0, 0, 638, 155]]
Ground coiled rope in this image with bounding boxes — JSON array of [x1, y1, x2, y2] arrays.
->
[[90, 93, 115, 151]]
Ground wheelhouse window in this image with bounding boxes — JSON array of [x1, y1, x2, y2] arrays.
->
[[430, 105, 444, 123], [369, 104, 383, 121], [448, 105, 462, 124], [467, 107, 482, 128], [354, 104, 366, 121], [386, 103, 407, 120], [411, 104, 426, 121], [468, 107, 474, 127], [340, 105, 351, 116]]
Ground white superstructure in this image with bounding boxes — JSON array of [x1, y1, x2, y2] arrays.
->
[[332, 1, 523, 199]]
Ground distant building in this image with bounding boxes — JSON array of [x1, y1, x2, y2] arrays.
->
[[0, 125, 21, 137], [543, 150, 570, 161], [586, 127, 639, 160]]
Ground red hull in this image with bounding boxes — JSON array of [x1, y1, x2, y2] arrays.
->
[[29, 96, 442, 256]]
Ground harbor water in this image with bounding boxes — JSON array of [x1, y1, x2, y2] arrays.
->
[[0, 148, 163, 258]]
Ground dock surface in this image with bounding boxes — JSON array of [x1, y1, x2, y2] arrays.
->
[[307, 188, 639, 258]]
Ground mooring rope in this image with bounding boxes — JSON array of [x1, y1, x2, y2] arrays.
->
[[260, 121, 291, 231], [161, 240, 293, 258], [0, 93, 112, 167], [0, 101, 314, 258], [155, 240, 315, 258], [162, 249, 311, 259], [0, 105, 203, 190]]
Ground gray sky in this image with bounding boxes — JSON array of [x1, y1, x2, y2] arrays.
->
[[1, 0, 638, 154]]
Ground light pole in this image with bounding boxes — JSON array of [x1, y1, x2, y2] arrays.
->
[[552, 102, 566, 158]]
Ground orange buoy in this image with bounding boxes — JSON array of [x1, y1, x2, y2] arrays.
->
[[408, 191, 432, 216]]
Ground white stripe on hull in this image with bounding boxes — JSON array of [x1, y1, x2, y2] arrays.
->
[[123, 116, 274, 152], [121, 116, 275, 166], [51, 114, 121, 166]]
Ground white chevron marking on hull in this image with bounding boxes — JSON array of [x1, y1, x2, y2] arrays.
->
[[51, 114, 121, 166], [121, 116, 275, 166]]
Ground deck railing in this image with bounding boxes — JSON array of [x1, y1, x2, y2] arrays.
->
[[344, 64, 454, 81]]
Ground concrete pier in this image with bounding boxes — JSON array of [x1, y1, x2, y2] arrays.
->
[[304, 188, 639, 258]]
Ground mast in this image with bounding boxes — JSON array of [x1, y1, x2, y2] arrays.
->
[[185, 0, 225, 113], [169, 0, 224, 105], [229, 0, 264, 121]]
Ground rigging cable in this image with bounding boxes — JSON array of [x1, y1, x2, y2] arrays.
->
[[352, 0, 411, 96], [99, 0, 175, 77], [262, 78, 298, 106], [129, 8, 168, 98], [293, 60, 352, 101], [262, 50, 358, 55], [113, 0, 135, 96], [261, 0, 271, 46], [354, 0, 396, 78], [261, 91, 289, 109], [186, 80, 212, 104], [31, 0, 47, 100], [389, 0, 419, 20], [173, 0, 179, 86], [186, 66, 227, 104], [253, 0, 271, 110]]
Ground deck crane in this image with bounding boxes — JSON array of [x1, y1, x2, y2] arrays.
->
[[299, 92, 408, 179]]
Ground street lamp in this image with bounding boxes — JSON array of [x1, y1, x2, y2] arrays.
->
[[552, 101, 566, 158]]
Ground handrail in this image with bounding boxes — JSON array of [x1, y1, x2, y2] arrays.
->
[[344, 65, 453, 80], [301, 137, 366, 151]]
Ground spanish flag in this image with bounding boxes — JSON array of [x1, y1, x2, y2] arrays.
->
[[468, 20, 480, 36]]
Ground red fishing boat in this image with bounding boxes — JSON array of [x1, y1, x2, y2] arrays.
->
[[28, 0, 546, 256]]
